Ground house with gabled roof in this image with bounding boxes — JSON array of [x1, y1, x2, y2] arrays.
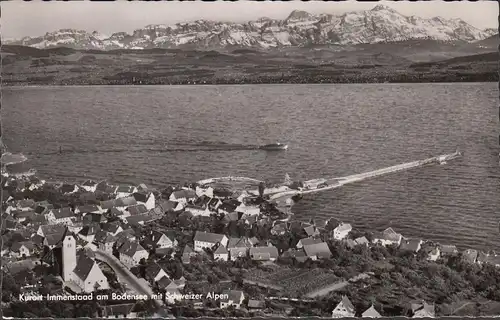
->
[[75, 204, 102, 215], [60, 183, 79, 195], [100, 199, 118, 211], [72, 253, 110, 292], [37, 224, 66, 238], [100, 222, 123, 236], [126, 204, 149, 216], [362, 304, 382, 318], [227, 237, 252, 261], [181, 245, 196, 264], [303, 242, 332, 260], [46, 207, 74, 225], [282, 248, 308, 263], [214, 245, 229, 261], [115, 185, 138, 199], [158, 200, 183, 213], [220, 290, 245, 309], [185, 204, 210, 217], [332, 296, 356, 318], [132, 192, 156, 210], [372, 227, 403, 247], [399, 238, 423, 253], [115, 196, 137, 209], [193, 231, 228, 252], [169, 189, 196, 203], [118, 240, 149, 268], [81, 180, 98, 192], [142, 230, 177, 251], [333, 223, 352, 240], [93, 231, 116, 254], [146, 263, 169, 283], [195, 185, 214, 198], [78, 225, 101, 243], [10, 242, 36, 258], [249, 246, 279, 261], [296, 237, 323, 249], [439, 244, 458, 257]]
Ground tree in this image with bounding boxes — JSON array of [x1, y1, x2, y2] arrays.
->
[[258, 182, 265, 198]]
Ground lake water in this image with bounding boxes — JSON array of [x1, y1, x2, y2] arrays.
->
[[3, 83, 499, 251]]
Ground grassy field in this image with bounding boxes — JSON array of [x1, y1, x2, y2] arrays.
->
[[2, 40, 497, 85]]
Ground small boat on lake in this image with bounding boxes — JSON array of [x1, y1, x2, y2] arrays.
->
[[259, 143, 288, 151]]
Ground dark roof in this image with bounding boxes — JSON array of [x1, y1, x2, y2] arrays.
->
[[11, 241, 35, 252], [158, 200, 179, 212], [303, 242, 332, 258], [157, 276, 172, 288], [82, 180, 97, 187], [218, 202, 238, 213], [183, 245, 194, 255], [79, 225, 100, 236], [127, 204, 148, 216], [95, 181, 108, 191], [60, 184, 77, 194], [101, 222, 121, 234], [40, 224, 67, 237], [227, 237, 251, 249], [299, 237, 322, 246], [77, 205, 100, 213], [171, 189, 196, 200], [52, 207, 74, 219], [250, 246, 279, 260], [146, 263, 164, 279], [13, 209, 36, 220], [214, 245, 228, 255], [399, 239, 422, 252], [132, 192, 148, 203], [119, 240, 146, 257], [101, 200, 117, 210], [17, 199, 36, 208], [115, 197, 137, 207], [194, 195, 212, 208], [193, 231, 225, 244]]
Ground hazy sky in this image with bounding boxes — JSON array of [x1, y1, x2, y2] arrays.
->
[[2, 0, 498, 39]]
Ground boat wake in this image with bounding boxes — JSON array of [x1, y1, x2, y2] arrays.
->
[[27, 144, 262, 156]]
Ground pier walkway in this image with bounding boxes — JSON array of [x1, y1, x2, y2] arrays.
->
[[269, 150, 461, 202]]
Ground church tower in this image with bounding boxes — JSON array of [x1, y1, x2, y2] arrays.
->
[[62, 234, 77, 281]]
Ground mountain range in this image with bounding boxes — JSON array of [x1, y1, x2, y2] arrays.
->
[[4, 5, 497, 51]]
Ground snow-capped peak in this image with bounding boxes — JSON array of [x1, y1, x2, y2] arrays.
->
[[5, 4, 495, 50]]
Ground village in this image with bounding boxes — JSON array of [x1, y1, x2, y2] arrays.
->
[[2, 172, 500, 318]]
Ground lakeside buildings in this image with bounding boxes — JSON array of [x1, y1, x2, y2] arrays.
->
[[1, 172, 498, 317]]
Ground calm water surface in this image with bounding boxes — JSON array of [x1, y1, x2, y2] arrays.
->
[[3, 83, 499, 251]]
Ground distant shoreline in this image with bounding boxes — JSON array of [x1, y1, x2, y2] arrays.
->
[[3, 74, 498, 86]]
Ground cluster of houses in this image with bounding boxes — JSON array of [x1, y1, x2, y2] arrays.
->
[[331, 295, 435, 318], [2, 173, 500, 318]]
